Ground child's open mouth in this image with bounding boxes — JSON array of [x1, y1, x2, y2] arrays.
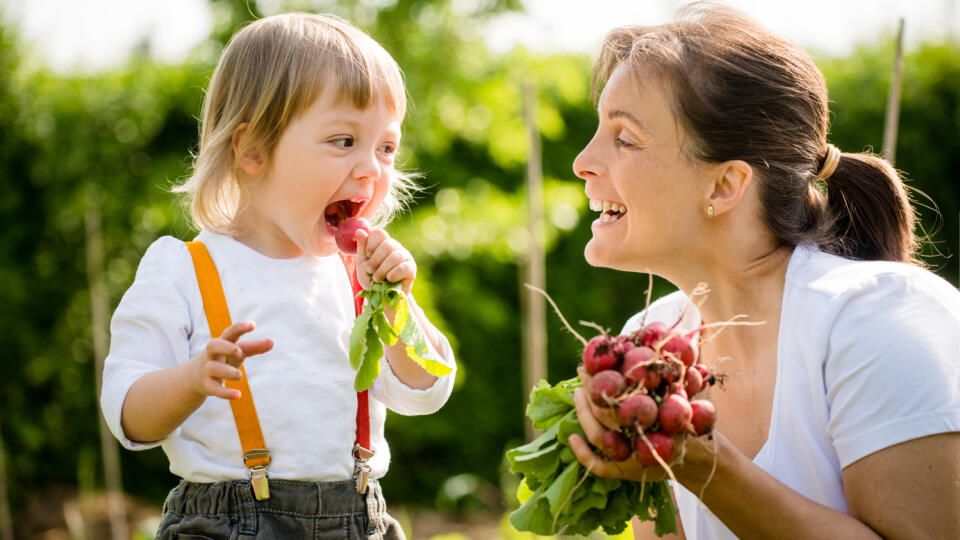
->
[[324, 198, 366, 231]]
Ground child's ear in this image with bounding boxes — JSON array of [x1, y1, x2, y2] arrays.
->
[[706, 160, 752, 217], [232, 123, 265, 177]]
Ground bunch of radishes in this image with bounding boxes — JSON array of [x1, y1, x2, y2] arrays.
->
[[582, 321, 717, 468]]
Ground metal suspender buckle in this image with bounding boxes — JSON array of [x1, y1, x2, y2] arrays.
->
[[244, 449, 272, 500], [353, 444, 375, 494]]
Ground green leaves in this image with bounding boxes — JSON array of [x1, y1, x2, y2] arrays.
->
[[505, 377, 679, 537], [349, 281, 452, 391]]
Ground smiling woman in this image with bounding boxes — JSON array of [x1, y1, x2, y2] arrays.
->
[[567, 3, 960, 539]]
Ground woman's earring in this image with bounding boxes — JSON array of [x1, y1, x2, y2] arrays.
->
[[706, 205, 714, 218]]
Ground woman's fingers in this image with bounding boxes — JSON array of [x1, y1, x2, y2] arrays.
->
[[574, 387, 607, 447]]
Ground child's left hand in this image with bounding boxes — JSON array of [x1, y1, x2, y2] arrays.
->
[[355, 228, 416, 295]]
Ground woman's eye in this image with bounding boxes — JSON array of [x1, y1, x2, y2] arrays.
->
[[615, 132, 638, 148], [331, 136, 354, 148]]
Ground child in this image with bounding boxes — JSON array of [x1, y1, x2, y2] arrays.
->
[[100, 13, 456, 539]]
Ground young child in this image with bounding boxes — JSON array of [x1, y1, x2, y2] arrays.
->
[[99, 13, 456, 539]]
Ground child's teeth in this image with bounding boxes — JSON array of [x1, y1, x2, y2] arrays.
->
[[590, 199, 602, 212]]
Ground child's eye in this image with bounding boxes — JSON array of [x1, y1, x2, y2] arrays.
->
[[378, 142, 397, 155], [331, 136, 354, 148]]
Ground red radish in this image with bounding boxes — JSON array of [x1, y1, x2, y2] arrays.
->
[[617, 394, 658, 429], [611, 335, 636, 358], [690, 400, 717, 435], [638, 322, 668, 348], [683, 366, 703, 396], [662, 334, 698, 367], [665, 383, 688, 400], [659, 360, 682, 383], [601, 430, 632, 461], [582, 335, 618, 374], [620, 346, 656, 386], [590, 370, 626, 406], [334, 217, 371, 255], [658, 393, 693, 434], [635, 431, 675, 467], [693, 364, 710, 392]]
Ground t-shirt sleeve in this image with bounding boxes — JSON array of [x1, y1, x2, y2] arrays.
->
[[825, 272, 960, 468], [99, 236, 198, 450], [371, 294, 457, 416]]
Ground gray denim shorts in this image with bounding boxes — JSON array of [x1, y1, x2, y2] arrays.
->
[[155, 478, 404, 539]]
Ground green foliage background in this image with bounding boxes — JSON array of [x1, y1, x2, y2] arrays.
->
[[1, 0, 957, 530]]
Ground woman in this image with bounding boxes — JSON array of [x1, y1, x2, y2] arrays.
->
[[567, 3, 960, 539]]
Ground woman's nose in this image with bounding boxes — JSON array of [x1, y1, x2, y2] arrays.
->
[[572, 138, 600, 181]]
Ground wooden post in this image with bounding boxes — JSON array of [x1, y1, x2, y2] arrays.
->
[[0, 415, 13, 540], [84, 190, 129, 540], [521, 81, 547, 441], [882, 18, 906, 163]]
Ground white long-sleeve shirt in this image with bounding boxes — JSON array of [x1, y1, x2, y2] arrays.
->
[[622, 244, 960, 539], [100, 230, 457, 483]]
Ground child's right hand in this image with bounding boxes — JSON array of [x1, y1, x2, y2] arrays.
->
[[187, 321, 273, 400]]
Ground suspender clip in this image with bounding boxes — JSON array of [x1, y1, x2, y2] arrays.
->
[[244, 449, 272, 500]]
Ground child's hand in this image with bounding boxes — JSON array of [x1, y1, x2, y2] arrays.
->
[[187, 321, 273, 400], [355, 228, 416, 295]]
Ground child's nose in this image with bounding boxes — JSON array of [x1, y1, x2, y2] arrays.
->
[[351, 150, 380, 181]]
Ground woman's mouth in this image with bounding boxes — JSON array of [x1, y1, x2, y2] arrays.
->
[[589, 198, 627, 224], [323, 198, 367, 231]]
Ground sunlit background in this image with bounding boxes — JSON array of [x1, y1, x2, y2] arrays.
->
[[0, 1, 957, 538]]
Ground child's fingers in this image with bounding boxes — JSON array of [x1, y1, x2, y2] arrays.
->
[[372, 250, 412, 282], [219, 321, 256, 343], [355, 229, 370, 265], [206, 338, 245, 364], [204, 377, 241, 400], [239, 338, 273, 358], [360, 229, 389, 263], [204, 359, 243, 382], [384, 261, 416, 288]]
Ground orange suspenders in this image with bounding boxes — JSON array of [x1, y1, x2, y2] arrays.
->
[[185, 242, 373, 500]]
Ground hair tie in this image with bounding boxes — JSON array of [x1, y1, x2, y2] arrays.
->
[[816, 144, 841, 181]]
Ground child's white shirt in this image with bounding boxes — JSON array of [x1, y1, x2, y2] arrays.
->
[[100, 230, 457, 483]]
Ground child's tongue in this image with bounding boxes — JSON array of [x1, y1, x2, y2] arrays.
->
[[324, 201, 348, 230]]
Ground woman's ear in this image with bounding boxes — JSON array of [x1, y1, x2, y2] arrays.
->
[[707, 160, 752, 217], [232, 123, 265, 177]]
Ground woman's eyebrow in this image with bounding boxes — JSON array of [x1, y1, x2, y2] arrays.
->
[[608, 109, 645, 129]]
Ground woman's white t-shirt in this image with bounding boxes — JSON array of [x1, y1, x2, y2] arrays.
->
[[621, 245, 960, 539], [100, 231, 457, 483]]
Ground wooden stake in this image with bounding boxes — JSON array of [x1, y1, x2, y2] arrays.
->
[[0, 415, 13, 540], [882, 18, 906, 163], [522, 80, 547, 441], [84, 190, 129, 540]]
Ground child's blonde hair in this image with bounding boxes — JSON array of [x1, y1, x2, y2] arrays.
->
[[175, 12, 416, 234]]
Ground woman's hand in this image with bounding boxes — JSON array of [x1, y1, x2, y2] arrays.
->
[[186, 321, 274, 400], [356, 228, 416, 294], [569, 367, 718, 485]]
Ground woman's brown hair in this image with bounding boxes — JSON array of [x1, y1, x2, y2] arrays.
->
[[593, 2, 918, 263]]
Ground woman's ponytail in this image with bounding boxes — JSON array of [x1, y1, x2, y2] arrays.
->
[[820, 152, 917, 263]]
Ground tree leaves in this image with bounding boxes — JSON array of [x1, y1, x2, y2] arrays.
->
[[350, 281, 452, 391]]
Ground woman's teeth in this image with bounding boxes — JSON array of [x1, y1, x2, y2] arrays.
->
[[588, 199, 627, 223]]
